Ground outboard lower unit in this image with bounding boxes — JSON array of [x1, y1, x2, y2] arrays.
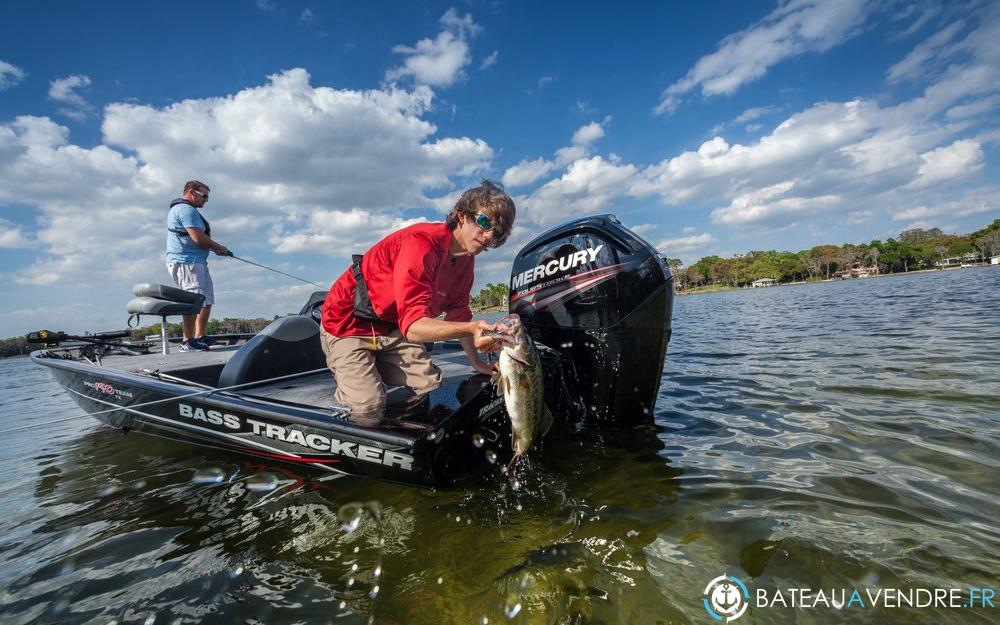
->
[[509, 215, 673, 424]]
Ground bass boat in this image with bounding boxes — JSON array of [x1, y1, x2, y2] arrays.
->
[[30, 215, 673, 487]]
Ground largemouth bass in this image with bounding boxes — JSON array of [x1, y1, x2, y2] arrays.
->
[[486, 313, 552, 465]]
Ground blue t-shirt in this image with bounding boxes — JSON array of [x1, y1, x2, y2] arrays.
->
[[166, 203, 210, 264]]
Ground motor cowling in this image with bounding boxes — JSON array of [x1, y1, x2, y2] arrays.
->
[[509, 215, 673, 424]]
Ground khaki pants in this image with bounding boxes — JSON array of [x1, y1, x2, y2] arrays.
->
[[319, 326, 441, 422]]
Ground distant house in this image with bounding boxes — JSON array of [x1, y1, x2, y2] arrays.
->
[[991, 256, 1000, 265], [751, 278, 777, 288], [836, 264, 880, 279], [936, 253, 979, 267]]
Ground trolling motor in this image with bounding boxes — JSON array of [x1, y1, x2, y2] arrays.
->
[[508, 215, 673, 424]]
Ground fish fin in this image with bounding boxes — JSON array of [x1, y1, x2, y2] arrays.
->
[[495, 375, 508, 396], [540, 404, 553, 437]]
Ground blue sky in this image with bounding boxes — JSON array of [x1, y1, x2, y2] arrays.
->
[[0, 0, 997, 336]]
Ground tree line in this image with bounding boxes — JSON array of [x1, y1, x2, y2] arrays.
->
[[470, 282, 509, 311], [665, 218, 1000, 291]]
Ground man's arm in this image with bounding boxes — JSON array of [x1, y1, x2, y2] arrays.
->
[[185, 227, 229, 256]]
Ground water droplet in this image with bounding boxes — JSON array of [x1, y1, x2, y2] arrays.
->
[[437, 577, 443, 584], [353, 546, 360, 553], [351, 563, 358, 572], [339, 601, 347, 609], [143, 615, 156, 625], [97, 484, 121, 498], [370, 585, 380, 598], [511, 480, 521, 491], [131, 479, 147, 490], [455, 516, 461, 522], [504, 600, 522, 619], [516, 504, 522, 511], [229, 565, 244, 579], [485, 450, 498, 464], [481, 617, 489, 624], [246, 473, 278, 492], [472, 433, 485, 447], [427, 428, 445, 443], [374, 565, 382, 578], [347, 577, 355, 588], [193, 467, 225, 484]]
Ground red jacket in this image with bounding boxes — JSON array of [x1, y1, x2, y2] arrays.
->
[[322, 222, 474, 338]]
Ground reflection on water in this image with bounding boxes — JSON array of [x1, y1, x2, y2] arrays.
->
[[1, 268, 998, 624]]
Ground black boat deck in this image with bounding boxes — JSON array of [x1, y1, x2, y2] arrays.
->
[[95, 340, 487, 422]]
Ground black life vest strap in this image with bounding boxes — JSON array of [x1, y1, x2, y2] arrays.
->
[[168, 198, 211, 237]]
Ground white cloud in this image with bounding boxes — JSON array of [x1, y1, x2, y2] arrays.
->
[[908, 139, 984, 189], [891, 188, 998, 222], [256, 0, 276, 11], [629, 223, 658, 236], [0, 60, 26, 91], [521, 156, 636, 226], [385, 9, 480, 87], [271, 209, 428, 255], [945, 95, 1000, 120], [49, 75, 94, 120], [888, 20, 966, 83], [300, 8, 314, 23], [479, 50, 498, 70], [502, 119, 611, 188], [502, 157, 554, 188], [656, 233, 716, 254], [0, 218, 32, 248], [571, 121, 605, 146], [734, 105, 780, 124], [655, 0, 870, 114], [538, 76, 554, 89]]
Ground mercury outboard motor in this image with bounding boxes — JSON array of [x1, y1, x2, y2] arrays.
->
[[509, 215, 673, 424]]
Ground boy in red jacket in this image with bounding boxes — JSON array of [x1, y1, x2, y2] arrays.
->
[[320, 180, 516, 423]]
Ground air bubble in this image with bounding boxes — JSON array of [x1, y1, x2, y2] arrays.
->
[[246, 473, 278, 492], [97, 484, 121, 498], [485, 450, 498, 464], [192, 467, 225, 484], [472, 433, 485, 447], [504, 600, 522, 618]]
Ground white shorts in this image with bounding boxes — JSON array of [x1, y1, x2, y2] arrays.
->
[[167, 263, 214, 307]]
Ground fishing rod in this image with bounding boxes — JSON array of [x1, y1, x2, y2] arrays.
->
[[227, 252, 326, 288]]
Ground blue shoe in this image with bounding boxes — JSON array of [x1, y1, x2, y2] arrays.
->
[[182, 338, 210, 352], [196, 335, 214, 347]]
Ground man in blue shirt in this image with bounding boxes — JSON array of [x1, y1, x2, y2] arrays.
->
[[165, 180, 229, 352]]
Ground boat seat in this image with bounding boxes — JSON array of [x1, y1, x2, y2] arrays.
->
[[126, 283, 206, 354], [126, 283, 205, 317], [218, 315, 326, 389]]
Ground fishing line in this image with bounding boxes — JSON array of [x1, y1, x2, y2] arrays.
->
[[0, 366, 333, 436], [227, 253, 326, 288]]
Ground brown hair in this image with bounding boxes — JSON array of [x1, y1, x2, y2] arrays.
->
[[183, 180, 211, 193], [446, 180, 516, 248]]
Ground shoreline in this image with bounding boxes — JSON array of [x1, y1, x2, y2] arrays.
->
[[675, 264, 995, 296]]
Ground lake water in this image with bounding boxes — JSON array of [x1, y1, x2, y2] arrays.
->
[[1, 268, 997, 624]]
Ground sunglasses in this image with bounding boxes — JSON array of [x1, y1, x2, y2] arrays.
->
[[192, 190, 209, 199], [473, 212, 494, 232]]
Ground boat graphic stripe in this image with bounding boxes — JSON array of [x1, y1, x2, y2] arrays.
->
[[67, 388, 304, 458]]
